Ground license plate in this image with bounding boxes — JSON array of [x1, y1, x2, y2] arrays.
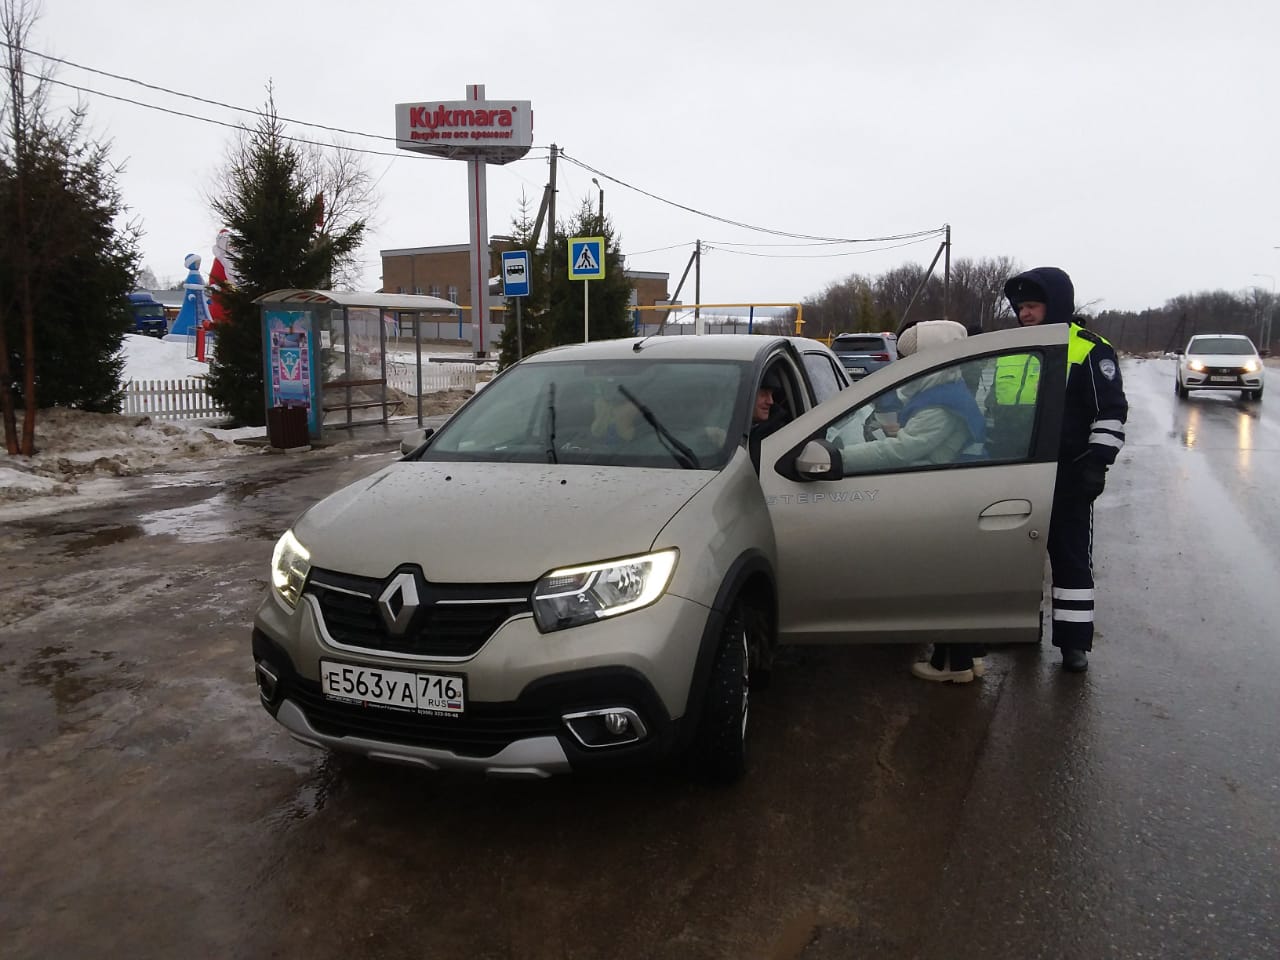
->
[[1209, 376, 1236, 382], [849, 366, 867, 374], [320, 660, 465, 716]]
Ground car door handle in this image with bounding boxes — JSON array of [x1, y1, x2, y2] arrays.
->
[[980, 499, 1032, 518], [978, 499, 1034, 531]]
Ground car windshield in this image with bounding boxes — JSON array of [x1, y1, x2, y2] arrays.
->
[[424, 357, 749, 469], [1188, 337, 1255, 355], [834, 336, 890, 355]]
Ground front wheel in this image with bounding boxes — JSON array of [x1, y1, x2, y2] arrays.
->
[[1175, 378, 1189, 399], [691, 605, 750, 785]]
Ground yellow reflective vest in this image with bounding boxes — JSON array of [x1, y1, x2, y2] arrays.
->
[[992, 324, 1111, 406]]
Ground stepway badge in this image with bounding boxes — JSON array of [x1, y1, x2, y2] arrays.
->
[[568, 237, 605, 280]]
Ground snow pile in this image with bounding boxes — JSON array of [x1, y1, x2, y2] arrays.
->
[[0, 408, 253, 504], [0, 334, 481, 515]]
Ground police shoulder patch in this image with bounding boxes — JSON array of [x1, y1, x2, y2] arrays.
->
[[1098, 358, 1117, 380]]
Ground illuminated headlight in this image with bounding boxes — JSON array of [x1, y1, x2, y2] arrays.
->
[[1243, 359, 1260, 373], [1188, 360, 1206, 372], [532, 549, 678, 632], [271, 530, 311, 608]]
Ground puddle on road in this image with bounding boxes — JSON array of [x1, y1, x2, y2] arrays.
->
[[137, 497, 234, 543], [266, 753, 344, 825], [17, 643, 130, 728], [60, 524, 146, 556]]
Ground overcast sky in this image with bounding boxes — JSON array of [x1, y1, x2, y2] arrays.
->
[[29, 0, 1280, 313]]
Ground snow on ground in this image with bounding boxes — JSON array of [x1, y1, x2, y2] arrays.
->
[[126, 334, 213, 381], [0, 335, 482, 519]]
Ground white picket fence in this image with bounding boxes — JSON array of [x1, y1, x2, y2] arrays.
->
[[122, 378, 228, 422], [122, 363, 476, 422], [386, 361, 477, 396]]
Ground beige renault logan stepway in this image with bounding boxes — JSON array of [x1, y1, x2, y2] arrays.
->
[[253, 327, 1068, 782]]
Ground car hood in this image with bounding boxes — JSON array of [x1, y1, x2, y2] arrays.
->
[[292, 460, 715, 581]]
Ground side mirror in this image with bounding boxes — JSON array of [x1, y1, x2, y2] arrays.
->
[[794, 438, 844, 481], [399, 427, 435, 457], [1174, 348, 1184, 356], [1260, 348, 1271, 358]]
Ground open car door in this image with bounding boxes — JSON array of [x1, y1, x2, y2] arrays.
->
[[758, 324, 1069, 645]]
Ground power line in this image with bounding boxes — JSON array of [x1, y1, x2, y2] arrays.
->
[[703, 235, 940, 259], [21, 45, 945, 252], [24, 70, 550, 165], [627, 241, 699, 257], [559, 150, 945, 245], [24, 45, 401, 145]]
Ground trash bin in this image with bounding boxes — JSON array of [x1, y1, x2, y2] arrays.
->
[[266, 404, 310, 449]]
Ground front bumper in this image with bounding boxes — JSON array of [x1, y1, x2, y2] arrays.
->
[[252, 587, 715, 778], [1180, 370, 1263, 391]]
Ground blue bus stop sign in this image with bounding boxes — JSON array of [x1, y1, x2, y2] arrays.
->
[[502, 250, 531, 297]]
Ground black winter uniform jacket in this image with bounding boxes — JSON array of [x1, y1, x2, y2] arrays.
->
[[1005, 267, 1128, 468]]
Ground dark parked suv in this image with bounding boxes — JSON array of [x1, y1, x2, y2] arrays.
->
[[832, 332, 898, 381]]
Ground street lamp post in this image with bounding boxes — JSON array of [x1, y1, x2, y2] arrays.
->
[[590, 177, 604, 225]]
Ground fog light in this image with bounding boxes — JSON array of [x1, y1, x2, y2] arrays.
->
[[255, 660, 280, 705], [562, 707, 649, 748]]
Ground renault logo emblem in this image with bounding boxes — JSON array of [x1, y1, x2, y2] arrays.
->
[[377, 572, 419, 636]]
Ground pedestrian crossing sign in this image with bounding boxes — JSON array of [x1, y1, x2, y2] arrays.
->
[[568, 236, 605, 280]]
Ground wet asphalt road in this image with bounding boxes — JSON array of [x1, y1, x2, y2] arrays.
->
[[1, 357, 1277, 960]]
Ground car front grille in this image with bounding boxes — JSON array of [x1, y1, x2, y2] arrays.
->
[[306, 568, 533, 659]]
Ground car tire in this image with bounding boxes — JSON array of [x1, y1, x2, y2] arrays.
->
[[744, 603, 774, 691], [692, 605, 750, 785], [1249, 387, 1264, 401], [1175, 378, 1189, 399]]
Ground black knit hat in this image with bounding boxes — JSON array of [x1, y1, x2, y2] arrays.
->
[[1004, 276, 1048, 306]]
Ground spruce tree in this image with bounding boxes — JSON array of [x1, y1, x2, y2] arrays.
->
[[497, 201, 634, 369], [206, 98, 365, 425], [2, 3, 140, 453]]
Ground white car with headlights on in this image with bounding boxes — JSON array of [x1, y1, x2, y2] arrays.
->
[[1175, 334, 1265, 400]]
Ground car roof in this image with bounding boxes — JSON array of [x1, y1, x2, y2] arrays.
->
[[1190, 333, 1252, 340], [526, 334, 802, 364]]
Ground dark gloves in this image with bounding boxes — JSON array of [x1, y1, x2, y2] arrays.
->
[[1077, 460, 1108, 500]]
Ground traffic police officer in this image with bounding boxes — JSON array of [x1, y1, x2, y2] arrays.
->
[[1004, 267, 1128, 672]]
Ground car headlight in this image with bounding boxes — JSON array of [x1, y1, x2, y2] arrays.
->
[[1243, 359, 1260, 373], [1188, 360, 1206, 372], [271, 530, 312, 608], [531, 549, 678, 632]]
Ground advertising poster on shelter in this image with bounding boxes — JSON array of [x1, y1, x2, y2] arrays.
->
[[264, 310, 318, 434]]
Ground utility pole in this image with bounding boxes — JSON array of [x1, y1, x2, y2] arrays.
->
[[546, 144, 558, 299], [943, 224, 951, 320], [694, 240, 702, 335]]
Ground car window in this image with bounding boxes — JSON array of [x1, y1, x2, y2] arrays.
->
[[1187, 338, 1256, 355], [802, 352, 844, 403], [822, 351, 1046, 474], [833, 336, 890, 355], [427, 358, 749, 469]]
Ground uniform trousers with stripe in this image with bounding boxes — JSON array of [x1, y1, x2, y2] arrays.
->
[[1047, 487, 1096, 651]]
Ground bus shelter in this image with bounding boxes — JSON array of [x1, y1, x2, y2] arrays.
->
[[254, 289, 461, 444]]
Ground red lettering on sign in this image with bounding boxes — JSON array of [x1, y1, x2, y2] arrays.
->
[[408, 105, 517, 131]]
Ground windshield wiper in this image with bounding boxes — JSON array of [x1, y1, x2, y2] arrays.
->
[[617, 385, 701, 469], [545, 382, 559, 464]]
